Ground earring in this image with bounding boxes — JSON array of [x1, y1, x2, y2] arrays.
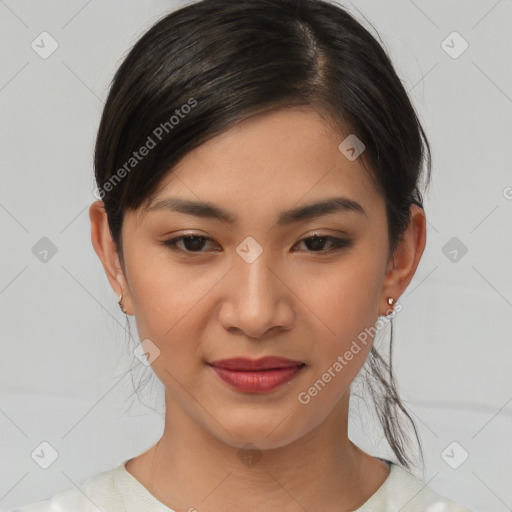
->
[[380, 296, 394, 317], [118, 293, 127, 315]]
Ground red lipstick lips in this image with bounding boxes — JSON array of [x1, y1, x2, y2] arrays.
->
[[209, 357, 305, 393]]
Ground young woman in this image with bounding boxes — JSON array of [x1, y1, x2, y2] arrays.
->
[[11, 0, 474, 510]]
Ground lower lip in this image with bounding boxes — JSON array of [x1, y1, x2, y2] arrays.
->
[[211, 365, 305, 393]]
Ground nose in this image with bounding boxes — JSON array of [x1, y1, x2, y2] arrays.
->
[[218, 249, 295, 339]]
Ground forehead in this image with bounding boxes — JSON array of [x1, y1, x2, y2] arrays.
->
[[136, 107, 384, 227]]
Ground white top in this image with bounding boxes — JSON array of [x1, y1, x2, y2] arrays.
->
[[9, 458, 474, 512]]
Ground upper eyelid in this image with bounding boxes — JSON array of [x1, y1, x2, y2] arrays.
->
[[167, 233, 347, 242], [167, 229, 349, 240]]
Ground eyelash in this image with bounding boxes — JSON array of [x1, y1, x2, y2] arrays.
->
[[162, 234, 354, 255]]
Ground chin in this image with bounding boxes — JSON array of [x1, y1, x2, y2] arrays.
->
[[206, 411, 308, 452]]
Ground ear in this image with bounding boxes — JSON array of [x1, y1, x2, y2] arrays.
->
[[379, 204, 427, 315], [89, 201, 133, 315]]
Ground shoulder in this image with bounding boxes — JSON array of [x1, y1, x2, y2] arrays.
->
[[358, 461, 475, 512], [7, 463, 125, 512]]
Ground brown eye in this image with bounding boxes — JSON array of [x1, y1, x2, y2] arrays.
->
[[163, 235, 219, 253], [294, 235, 354, 253]]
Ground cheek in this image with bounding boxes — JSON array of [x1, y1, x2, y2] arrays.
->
[[293, 254, 385, 391], [126, 242, 210, 324], [299, 254, 383, 339]]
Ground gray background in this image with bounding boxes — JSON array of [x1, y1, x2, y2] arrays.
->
[[1, 1, 511, 511]]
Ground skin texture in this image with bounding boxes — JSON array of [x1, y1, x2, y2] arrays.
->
[[90, 107, 426, 512]]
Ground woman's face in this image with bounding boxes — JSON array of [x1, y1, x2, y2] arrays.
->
[[113, 107, 400, 449]]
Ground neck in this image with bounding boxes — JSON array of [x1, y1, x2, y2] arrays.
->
[[128, 392, 390, 512]]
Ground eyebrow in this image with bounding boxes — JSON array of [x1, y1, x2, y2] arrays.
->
[[146, 196, 366, 226]]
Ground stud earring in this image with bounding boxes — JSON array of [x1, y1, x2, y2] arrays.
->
[[118, 293, 127, 314], [380, 296, 395, 317]]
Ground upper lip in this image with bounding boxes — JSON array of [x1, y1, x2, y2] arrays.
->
[[209, 357, 305, 371]]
